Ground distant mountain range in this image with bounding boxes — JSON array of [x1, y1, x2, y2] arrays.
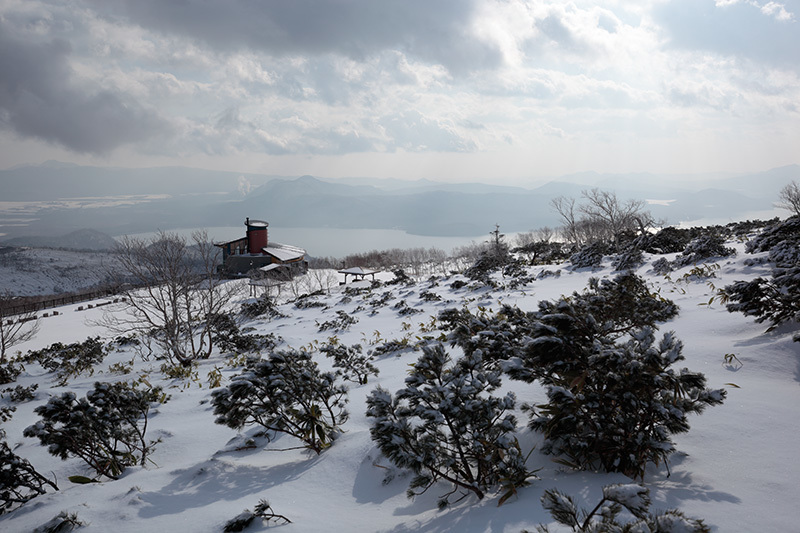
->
[[1, 161, 798, 243]]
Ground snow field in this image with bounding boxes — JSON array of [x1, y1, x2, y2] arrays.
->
[[1, 241, 799, 532]]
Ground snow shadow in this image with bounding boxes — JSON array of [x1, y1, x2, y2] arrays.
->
[[647, 455, 740, 507], [136, 456, 318, 518], [352, 453, 408, 504], [377, 488, 551, 533]]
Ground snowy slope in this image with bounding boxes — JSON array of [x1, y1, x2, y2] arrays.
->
[[0, 247, 116, 297], [1, 241, 798, 532]]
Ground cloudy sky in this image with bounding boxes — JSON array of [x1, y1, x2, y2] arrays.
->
[[0, 0, 798, 183]]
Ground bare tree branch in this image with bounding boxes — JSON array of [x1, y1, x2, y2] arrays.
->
[[776, 181, 800, 216], [0, 291, 40, 362], [97, 231, 242, 366]]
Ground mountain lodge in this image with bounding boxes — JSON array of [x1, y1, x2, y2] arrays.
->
[[215, 218, 307, 278]]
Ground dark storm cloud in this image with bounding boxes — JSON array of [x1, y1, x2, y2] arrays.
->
[[0, 24, 169, 154], [654, 0, 800, 71], [91, 0, 503, 73]]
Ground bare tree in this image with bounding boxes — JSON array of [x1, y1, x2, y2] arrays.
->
[[776, 181, 800, 216], [552, 189, 654, 246], [551, 196, 581, 245], [308, 268, 340, 295], [579, 188, 648, 240], [100, 231, 242, 366], [0, 291, 40, 362]]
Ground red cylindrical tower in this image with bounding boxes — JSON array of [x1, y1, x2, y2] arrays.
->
[[245, 218, 268, 254]]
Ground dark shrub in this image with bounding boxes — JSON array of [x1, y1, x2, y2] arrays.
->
[[366, 344, 534, 508], [211, 350, 348, 454], [24, 381, 165, 479]]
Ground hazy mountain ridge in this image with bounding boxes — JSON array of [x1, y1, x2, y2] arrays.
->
[[1, 161, 797, 240]]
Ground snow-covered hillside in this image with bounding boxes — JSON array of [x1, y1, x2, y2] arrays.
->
[[0, 247, 115, 297], [1, 238, 798, 532]]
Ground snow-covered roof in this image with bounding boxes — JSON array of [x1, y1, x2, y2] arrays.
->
[[338, 266, 378, 275], [262, 242, 305, 262], [257, 263, 282, 272]]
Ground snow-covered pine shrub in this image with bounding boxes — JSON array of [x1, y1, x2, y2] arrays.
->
[[418, 290, 442, 302], [370, 338, 417, 358], [33, 510, 85, 532], [1, 440, 59, 515], [393, 300, 422, 316], [0, 361, 23, 385], [223, 499, 291, 532], [502, 258, 536, 289], [725, 215, 800, 340], [463, 247, 512, 286], [320, 343, 379, 385], [441, 273, 717, 478], [651, 256, 673, 275], [208, 312, 280, 355], [366, 344, 534, 508], [568, 241, 609, 269], [578, 271, 679, 335], [612, 245, 644, 271], [441, 272, 679, 378], [24, 381, 165, 480], [316, 310, 358, 332], [387, 269, 413, 286], [529, 327, 725, 479], [21, 337, 107, 386], [512, 240, 567, 265], [673, 234, 735, 268], [533, 483, 710, 533], [211, 349, 349, 454], [2, 383, 38, 403], [637, 226, 692, 254], [240, 295, 285, 319], [743, 215, 800, 253]]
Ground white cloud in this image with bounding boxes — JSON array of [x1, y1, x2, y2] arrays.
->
[[761, 1, 795, 21], [0, 0, 797, 178]]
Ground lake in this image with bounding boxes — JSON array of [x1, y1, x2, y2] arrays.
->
[[121, 226, 489, 258]]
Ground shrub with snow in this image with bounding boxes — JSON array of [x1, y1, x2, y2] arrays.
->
[[612, 245, 644, 271], [208, 312, 281, 355], [637, 226, 692, 254], [725, 215, 800, 340], [673, 234, 735, 268], [651, 256, 673, 275], [240, 295, 285, 319], [24, 381, 164, 480], [211, 349, 349, 454], [534, 483, 710, 532], [222, 499, 291, 532], [366, 344, 535, 508], [528, 327, 725, 479], [569, 241, 609, 269], [1, 440, 59, 515], [320, 343, 379, 385], [442, 272, 720, 478], [21, 337, 107, 386], [0, 361, 23, 385]]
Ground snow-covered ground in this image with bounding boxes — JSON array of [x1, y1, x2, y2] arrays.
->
[[1, 240, 798, 532], [0, 248, 115, 297]]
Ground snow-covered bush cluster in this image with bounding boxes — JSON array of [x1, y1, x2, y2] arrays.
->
[[23, 381, 166, 480], [21, 337, 107, 386], [366, 344, 534, 508], [725, 215, 800, 341], [568, 241, 609, 269], [441, 272, 722, 479], [3, 214, 800, 531], [534, 483, 710, 532], [211, 349, 349, 454]]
